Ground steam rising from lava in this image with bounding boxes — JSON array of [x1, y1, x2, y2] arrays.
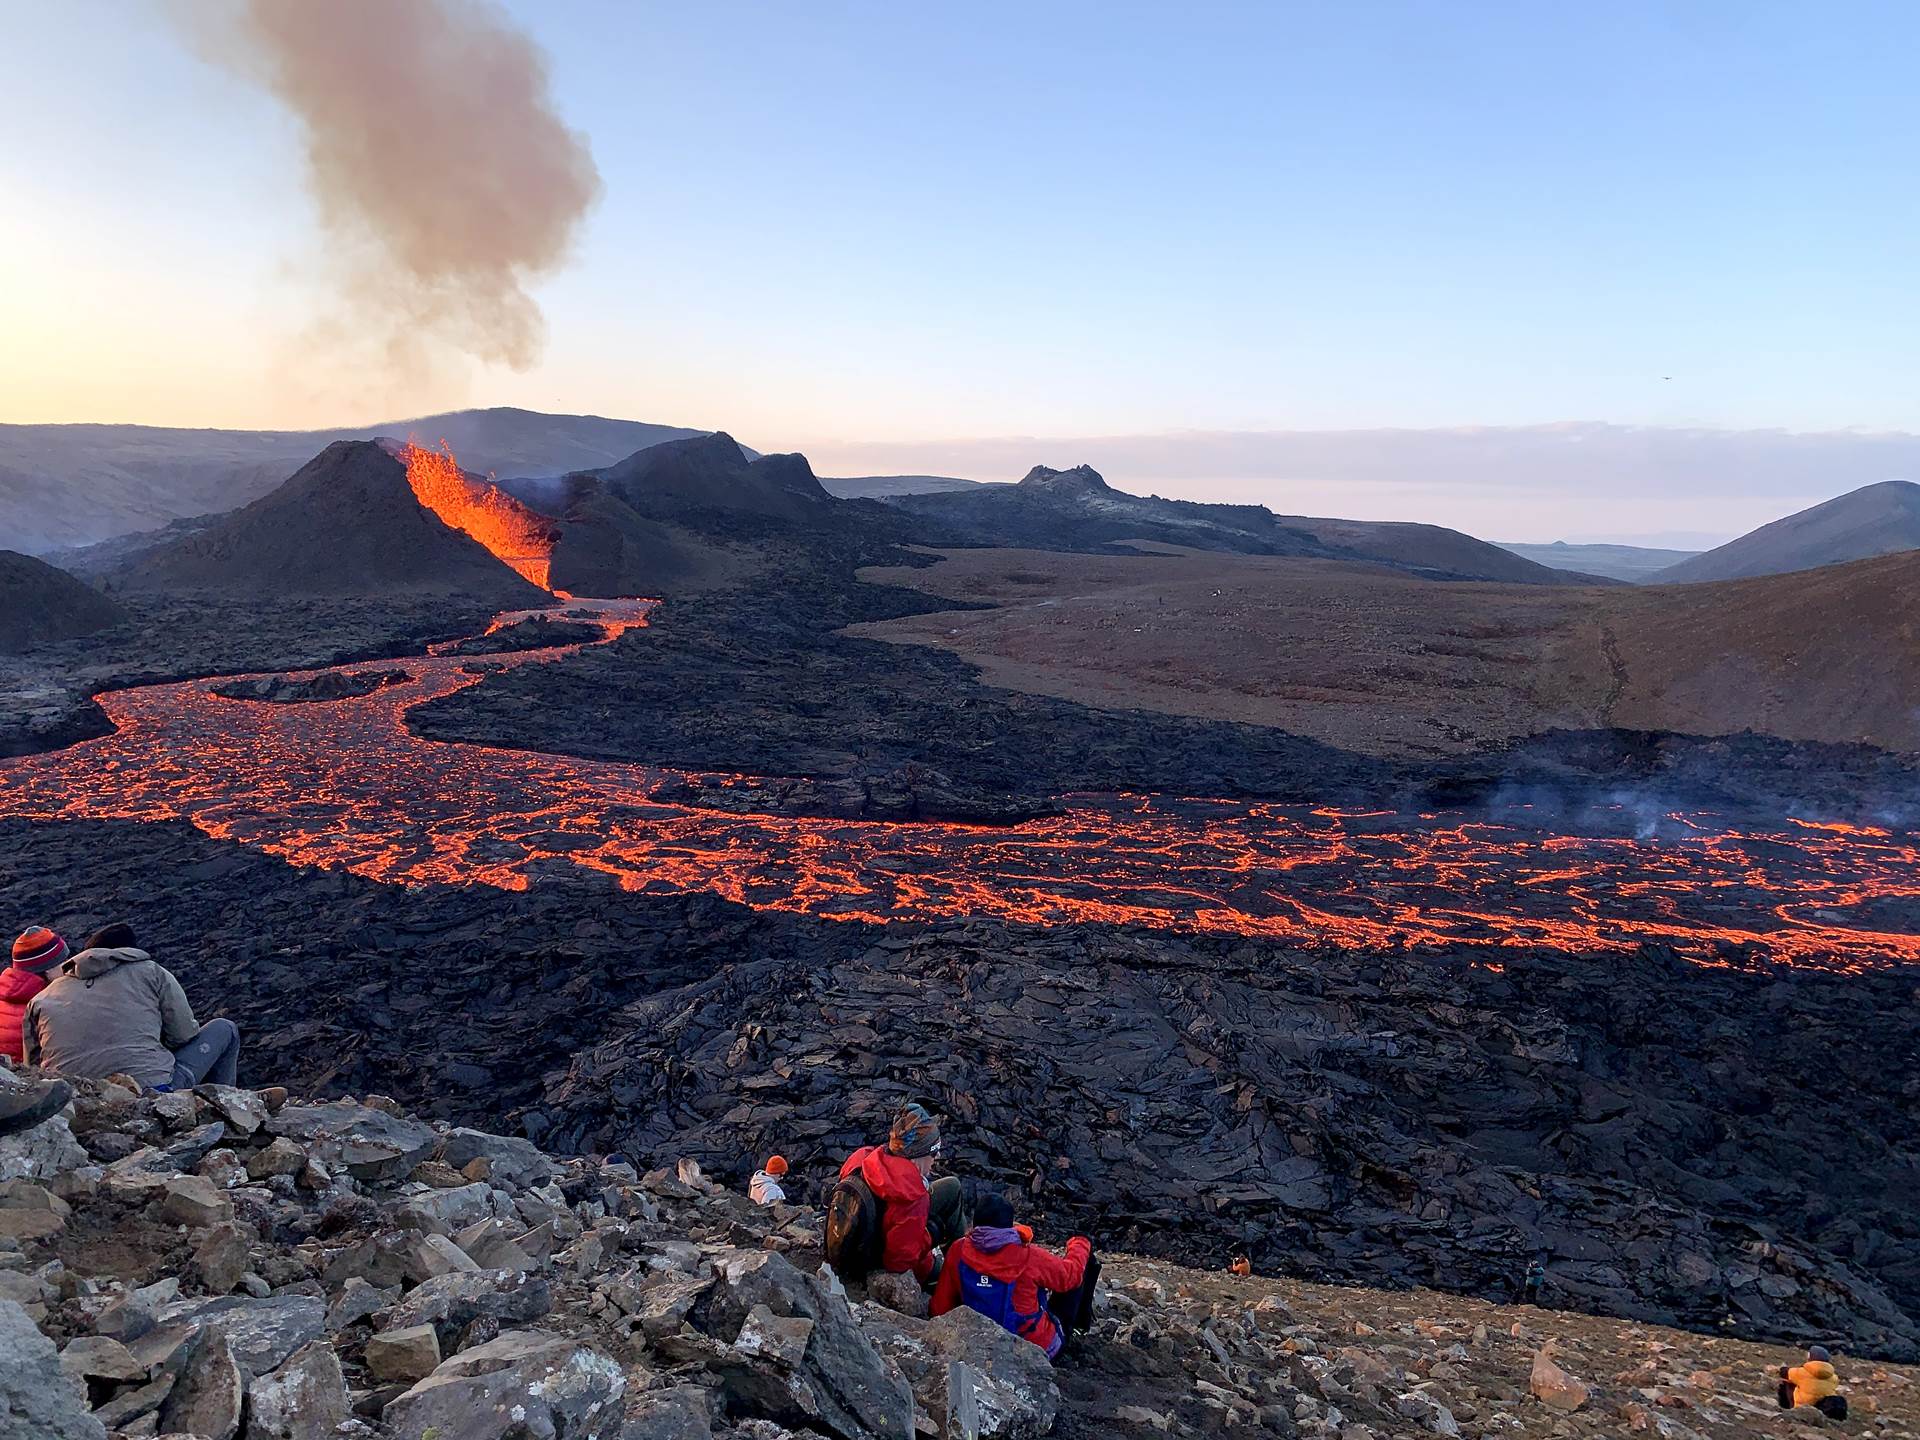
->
[[183, 0, 599, 383]]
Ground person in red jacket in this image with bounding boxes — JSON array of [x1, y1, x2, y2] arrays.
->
[[1, 928, 68, 1064], [931, 1191, 1097, 1360], [836, 1101, 967, 1284]]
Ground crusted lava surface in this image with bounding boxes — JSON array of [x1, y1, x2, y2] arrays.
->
[[2, 814, 1917, 1357]]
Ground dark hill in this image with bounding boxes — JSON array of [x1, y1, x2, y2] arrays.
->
[[0, 406, 722, 553], [118, 440, 549, 603], [0, 550, 127, 653], [894, 463, 1603, 583], [1659, 479, 1920, 583], [510, 434, 898, 596]]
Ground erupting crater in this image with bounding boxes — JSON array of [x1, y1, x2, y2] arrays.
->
[[397, 437, 559, 589], [1, 598, 1916, 972]]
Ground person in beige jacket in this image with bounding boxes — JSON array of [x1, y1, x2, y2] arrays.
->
[[23, 923, 240, 1092]]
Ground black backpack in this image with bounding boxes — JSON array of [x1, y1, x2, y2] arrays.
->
[[825, 1174, 884, 1281]]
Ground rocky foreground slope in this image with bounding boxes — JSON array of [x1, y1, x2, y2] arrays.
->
[[4, 1070, 1918, 1440]]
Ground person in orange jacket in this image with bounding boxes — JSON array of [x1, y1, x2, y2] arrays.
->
[[836, 1102, 967, 1284], [1, 928, 68, 1064], [1778, 1346, 1846, 1418], [931, 1191, 1097, 1360]]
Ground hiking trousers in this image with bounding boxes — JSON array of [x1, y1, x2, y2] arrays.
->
[[1046, 1247, 1101, 1341], [928, 1175, 969, 1249], [167, 1018, 240, 1089]]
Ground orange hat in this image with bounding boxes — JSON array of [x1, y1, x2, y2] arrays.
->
[[11, 927, 68, 972], [1015, 1223, 1033, 1244], [764, 1155, 789, 1177]]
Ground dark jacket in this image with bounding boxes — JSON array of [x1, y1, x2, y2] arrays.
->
[[840, 1144, 935, 1281], [931, 1224, 1092, 1358], [23, 948, 199, 1087]]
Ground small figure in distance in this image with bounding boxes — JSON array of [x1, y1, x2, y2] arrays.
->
[[1522, 1253, 1547, 1306], [22, 922, 262, 1095], [1778, 1345, 1848, 1421], [931, 1190, 1097, 1362], [750, 1153, 789, 1206]]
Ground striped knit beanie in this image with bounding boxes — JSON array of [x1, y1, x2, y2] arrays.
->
[[11, 927, 69, 973]]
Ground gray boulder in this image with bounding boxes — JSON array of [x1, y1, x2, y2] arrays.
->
[[0, 1111, 88, 1184], [699, 1250, 913, 1440], [378, 1268, 554, 1354], [383, 1328, 625, 1440], [157, 1329, 244, 1440], [266, 1101, 435, 1181], [619, 1384, 715, 1438], [154, 1294, 325, 1379], [243, 1341, 351, 1440], [0, 1297, 105, 1440], [438, 1128, 557, 1190]]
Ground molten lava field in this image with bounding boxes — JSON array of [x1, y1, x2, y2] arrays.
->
[[1, 596, 1915, 972]]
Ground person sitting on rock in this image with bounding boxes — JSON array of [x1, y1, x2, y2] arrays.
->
[[750, 1153, 789, 1206], [1, 927, 69, 1064], [829, 1101, 967, 1286], [930, 1191, 1097, 1361], [1777, 1345, 1847, 1419], [22, 923, 243, 1092]]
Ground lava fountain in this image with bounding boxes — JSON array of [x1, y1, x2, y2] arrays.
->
[[402, 438, 558, 589], [1, 600, 1916, 972]]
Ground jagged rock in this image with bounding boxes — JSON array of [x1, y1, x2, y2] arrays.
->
[[190, 1222, 254, 1295], [623, 1272, 715, 1340], [404, 1231, 482, 1280], [864, 1271, 929, 1321], [699, 1249, 913, 1440], [158, 1329, 244, 1440], [860, 1304, 1059, 1440], [0, 1207, 63, 1243], [1529, 1348, 1590, 1412], [438, 1129, 557, 1191], [154, 1294, 325, 1379], [156, 1174, 232, 1228], [325, 1276, 392, 1331], [395, 1180, 499, 1235], [0, 1111, 87, 1183], [378, 1268, 554, 1353], [246, 1138, 306, 1180], [266, 1101, 435, 1181], [92, 1372, 175, 1430], [60, 1332, 146, 1385], [197, 1085, 268, 1137], [151, 1090, 202, 1132], [197, 1146, 250, 1189], [242, 1341, 351, 1440], [382, 1328, 626, 1440], [0, 1298, 104, 1439], [367, 1323, 442, 1383], [620, 1383, 715, 1439]]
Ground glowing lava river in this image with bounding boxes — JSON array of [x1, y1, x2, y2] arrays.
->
[[1, 596, 1915, 972]]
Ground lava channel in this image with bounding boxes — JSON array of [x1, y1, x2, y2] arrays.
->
[[1, 596, 1916, 973]]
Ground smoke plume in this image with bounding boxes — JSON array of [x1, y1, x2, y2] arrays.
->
[[187, 0, 600, 384]]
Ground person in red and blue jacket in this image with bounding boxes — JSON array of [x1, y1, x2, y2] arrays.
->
[[1, 928, 69, 1064], [931, 1191, 1097, 1360]]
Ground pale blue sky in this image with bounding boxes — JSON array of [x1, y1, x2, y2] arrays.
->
[[3, 2, 1916, 536]]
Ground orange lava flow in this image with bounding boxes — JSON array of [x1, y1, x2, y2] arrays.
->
[[403, 439, 557, 589], [2, 598, 1916, 973]]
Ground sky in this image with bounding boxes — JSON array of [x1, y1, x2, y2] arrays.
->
[[3, 1, 1917, 540]]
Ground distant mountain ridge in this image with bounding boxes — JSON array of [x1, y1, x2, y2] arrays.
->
[[1657, 479, 1920, 583], [892, 462, 1609, 585], [0, 407, 720, 554], [1498, 540, 1702, 583]]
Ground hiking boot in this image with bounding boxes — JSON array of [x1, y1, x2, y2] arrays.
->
[[0, 1079, 72, 1137], [258, 1086, 289, 1115]]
